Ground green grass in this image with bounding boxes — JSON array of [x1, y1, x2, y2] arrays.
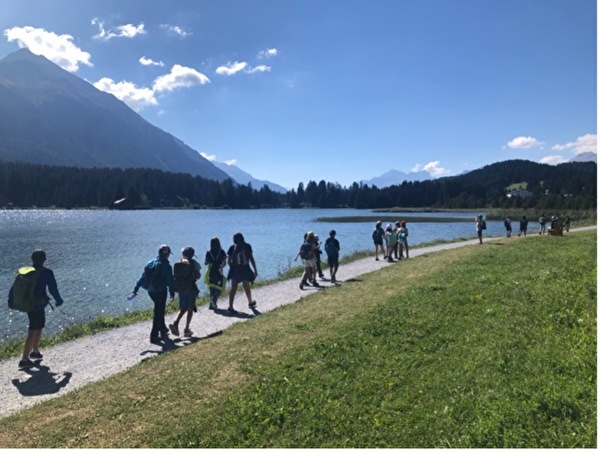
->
[[0, 231, 595, 447]]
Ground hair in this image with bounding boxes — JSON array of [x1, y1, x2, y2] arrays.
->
[[31, 249, 46, 265], [233, 232, 245, 245], [210, 237, 222, 252]]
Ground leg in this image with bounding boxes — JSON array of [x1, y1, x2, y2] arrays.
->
[[229, 280, 238, 309], [241, 280, 253, 303]]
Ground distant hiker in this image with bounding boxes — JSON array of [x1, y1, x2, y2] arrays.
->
[[296, 231, 320, 289], [169, 247, 201, 338], [372, 221, 385, 261], [384, 223, 397, 262], [538, 214, 547, 235], [398, 221, 409, 258], [314, 234, 325, 279], [393, 221, 402, 259], [475, 215, 486, 244], [131, 244, 175, 345], [519, 215, 528, 237], [504, 217, 512, 238], [204, 237, 227, 311], [324, 229, 341, 283], [563, 216, 571, 232], [227, 233, 258, 313], [8, 249, 64, 370]]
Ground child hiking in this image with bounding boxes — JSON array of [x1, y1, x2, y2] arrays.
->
[[169, 247, 201, 338], [227, 233, 258, 313], [204, 237, 227, 311], [8, 249, 65, 369]]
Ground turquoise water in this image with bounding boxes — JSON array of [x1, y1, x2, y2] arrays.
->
[[0, 209, 500, 342]]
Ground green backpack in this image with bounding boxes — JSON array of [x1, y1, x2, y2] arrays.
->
[[9, 266, 43, 313]]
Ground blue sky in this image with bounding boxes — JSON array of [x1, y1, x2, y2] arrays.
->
[[0, 0, 596, 189]]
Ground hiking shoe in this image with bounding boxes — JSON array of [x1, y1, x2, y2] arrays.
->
[[209, 300, 217, 310], [184, 328, 193, 337], [168, 323, 180, 336], [29, 351, 43, 360], [18, 359, 35, 369]]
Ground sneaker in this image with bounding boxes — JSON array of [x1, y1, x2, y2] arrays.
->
[[18, 358, 35, 369], [30, 351, 43, 360], [249, 300, 257, 308], [168, 323, 180, 336], [331, 276, 336, 283], [183, 328, 193, 337], [209, 300, 217, 310], [150, 337, 162, 345], [227, 306, 236, 314], [312, 281, 321, 287], [299, 283, 304, 290]]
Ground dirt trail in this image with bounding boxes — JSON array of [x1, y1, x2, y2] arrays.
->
[[1, 227, 594, 419]]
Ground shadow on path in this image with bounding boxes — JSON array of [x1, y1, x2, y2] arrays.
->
[[12, 364, 73, 397], [140, 330, 224, 357]]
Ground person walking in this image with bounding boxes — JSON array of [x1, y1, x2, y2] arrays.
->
[[538, 214, 547, 235], [398, 220, 409, 258], [204, 237, 227, 311], [393, 221, 402, 259], [563, 216, 571, 232], [504, 217, 512, 237], [384, 223, 397, 262], [9, 250, 64, 369], [314, 234, 325, 279], [324, 229, 340, 283], [169, 247, 201, 338], [296, 231, 320, 289], [475, 215, 486, 244], [227, 233, 258, 313], [131, 244, 175, 345], [518, 215, 528, 237], [372, 220, 385, 261]]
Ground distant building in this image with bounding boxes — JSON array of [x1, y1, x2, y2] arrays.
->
[[506, 189, 533, 198]]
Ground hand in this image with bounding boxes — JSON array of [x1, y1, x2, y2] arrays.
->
[[55, 299, 64, 307]]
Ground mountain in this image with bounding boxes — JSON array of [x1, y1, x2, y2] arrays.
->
[[0, 49, 230, 181], [570, 152, 597, 163], [213, 161, 288, 193], [361, 169, 433, 188]]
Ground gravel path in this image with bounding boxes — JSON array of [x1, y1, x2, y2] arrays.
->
[[1, 228, 594, 419]]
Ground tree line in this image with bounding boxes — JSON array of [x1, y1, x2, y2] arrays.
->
[[0, 159, 596, 210]]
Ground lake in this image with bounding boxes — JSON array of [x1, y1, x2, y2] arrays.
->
[[0, 209, 505, 343]]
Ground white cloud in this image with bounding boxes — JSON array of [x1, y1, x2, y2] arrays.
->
[[3, 26, 92, 72], [551, 133, 597, 154], [258, 48, 278, 59], [413, 161, 450, 176], [540, 155, 567, 165], [422, 161, 450, 176], [247, 65, 271, 74], [93, 77, 157, 111], [153, 64, 210, 92], [216, 61, 248, 76], [506, 136, 543, 149], [200, 152, 217, 161], [160, 24, 192, 38], [139, 56, 164, 67], [92, 18, 146, 41]]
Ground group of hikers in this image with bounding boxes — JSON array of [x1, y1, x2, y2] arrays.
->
[[372, 220, 410, 261], [8, 212, 572, 370], [501, 213, 571, 240]]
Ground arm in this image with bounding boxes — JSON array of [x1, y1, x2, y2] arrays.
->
[[45, 269, 64, 306]]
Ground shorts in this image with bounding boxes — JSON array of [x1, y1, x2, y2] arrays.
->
[[27, 309, 45, 330], [373, 237, 383, 246], [178, 291, 197, 311], [302, 258, 315, 269], [327, 255, 339, 268]]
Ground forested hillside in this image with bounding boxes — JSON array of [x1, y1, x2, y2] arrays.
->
[[0, 159, 596, 210]]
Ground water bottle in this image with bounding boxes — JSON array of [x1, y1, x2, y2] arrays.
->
[[127, 293, 136, 301]]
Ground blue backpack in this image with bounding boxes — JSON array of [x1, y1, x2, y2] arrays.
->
[[139, 259, 161, 290]]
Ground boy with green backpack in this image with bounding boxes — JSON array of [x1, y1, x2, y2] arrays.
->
[[8, 249, 64, 369]]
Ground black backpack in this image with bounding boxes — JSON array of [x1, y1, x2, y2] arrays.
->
[[173, 261, 196, 293], [299, 242, 312, 260]]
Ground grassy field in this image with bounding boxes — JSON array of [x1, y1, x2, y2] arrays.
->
[[0, 231, 596, 447]]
